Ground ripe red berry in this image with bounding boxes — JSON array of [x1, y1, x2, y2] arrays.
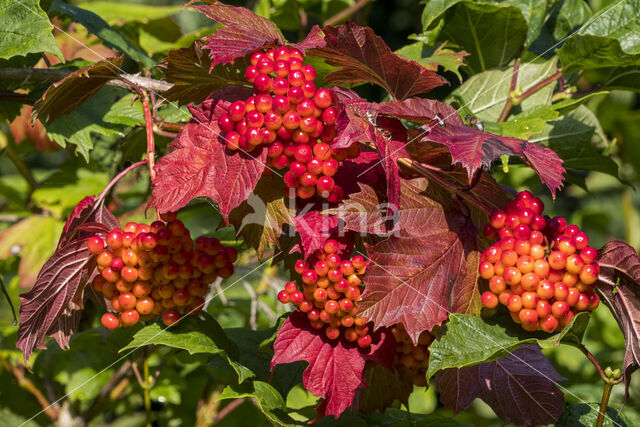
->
[[481, 291, 498, 309], [228, 101, 246, 121], [120, 309, 140, 327], [162, 309, 181, 326], [357, 334, 372, 348], [101, 313, 120, 330], [87, 235, 105, 254], [551, 300, 570, 317]]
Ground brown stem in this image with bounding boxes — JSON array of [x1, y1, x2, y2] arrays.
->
[[498, 69, 562, 123], [0, 356, 59, 421], [578, 344, 608, 381], [214, 398, 245, 423], [0, 91, 30, 102], [157, 121, 185, 133], [141, 91, 156, 182], [143, 356, 152, 427], [324, 0, 372, 26], [498, 59, 520, 123], [0, 68, 173, 93]]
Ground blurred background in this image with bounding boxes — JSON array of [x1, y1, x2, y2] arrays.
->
[[0, 0, 638, 425]]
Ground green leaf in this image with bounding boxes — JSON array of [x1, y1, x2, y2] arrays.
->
[[31, 169, 109, 217], [397, 42, 467, 82], [557, 402, 629, 426], [426, 312, 590, 380], [529, 105, 620, 177], [422, 0, 527, 72], [365, 408, 461, 426], [558, 0, 640, 72], [447, 57, 558, 122], [551, 91, 610, 115], [120, 313, 253, 383], [600, 66, 640, 92], [0, 0, 63, 60], [46, 87, 126, 161], [49, 0, 154, 68], [75, 1, 183, 24], [136, 18, 184, 55], [493, 105, 560, 139], [102, 93, 144, 127], [529, 0, 592, 57], [506, 0, 548, 47], [0, 276, 16, 324], [218, 381, 297, 426]]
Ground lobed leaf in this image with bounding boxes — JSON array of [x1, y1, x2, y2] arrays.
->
[[57, 195, 119, 250], [379, 97, 463, 126], [308, 21, 447, 99], [229, 173, 295, 260], [292, 211, 340, 259], [218, 381, 297, 426], [270, 311, 394, 418], [426, 122, 565, 197], [557, 402, 630, 426], [157, 39, 250, 105], [150, 91, 266, 222], [596, 240, 640, 399], [17, 238, 96, 363], [0, 0, 63, 60], [425, 312, 590, 380], [34, 56, 125, 125], [190, 1, 285, 69], [436, 345, 565, 426]]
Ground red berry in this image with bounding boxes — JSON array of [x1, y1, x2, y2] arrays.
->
[[321, 107, 337, 125], [580, 247, 597, 264], [87, 235, 105, 254], [301, 65, 317, 82], [256, 57, 274, 74], [302, 269, 318, 285], [272, 95, 290, 114], [295, 260, 308, 274], [302, 81, 316, 98], [120, 309, 140, 327], [288, 70, 305, 87], [283, 111, 301, 129], [244, 65, 258, 82], [274, 59, 290, 77], [481, 291, 498, 309], [507, 295, 522, 312], [540, 314, 559, 333], [322, 159, 338, 177], [551, 301, 570, 317], [101, 312, 120, 330], [357, 334, 372, 348], [277, 290, 290, 303], [162, 309, 181, 326], [228, 101, 246, 121], [317, 176, 335, 195], [253, 74, 272, 93]]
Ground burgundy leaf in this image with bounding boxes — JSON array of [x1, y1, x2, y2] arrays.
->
[[292, 25, 326, 52], [373, 116, 407, 212], [34, 56, 125, 124], [357, 179, 481, 342], [156, 39, 250, 105], [333, 98, 379, 149], [190, 1, 285, 69], [58, 196, 119, 250], [427, 123, 565, 197], [333, 151, 385, 198], [270, 311, 394, 418], [356, 362, 413, 414], [379, 98, 464, 126], [436, 345, 565, 427], [150, 93, 266, 222], [17, 238, 96, 362], [596, 240, 640, 399], [308, 21, 447, 99], [292, 211, 340, 259]]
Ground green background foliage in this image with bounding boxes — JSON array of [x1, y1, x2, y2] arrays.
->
[[1, 0, 639, 425]]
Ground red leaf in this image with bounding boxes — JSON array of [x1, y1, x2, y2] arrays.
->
[[308, 21, 447, 99], [333, 151, 385, 198], [292, 211, 340, 259], [190, 1, 285, 69], [427, 123, 565, 197], [436, 345, 566, 426], [57, 196, 119, 250], [17, 238, 96, 362], [379, 97, 464, 126], [150, 93, 266, 222], [333, 99, 379, 150], [292, 25, 326, 52], [596, 240, 640, 399], [270, 311, 394, 418], [373, 116, 407, 212], [357, 179, 481, 342]]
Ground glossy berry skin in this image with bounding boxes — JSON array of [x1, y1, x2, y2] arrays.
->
[[162, 310, 181, 326], [101, 313, 120, 330], [481, 291, 498, 309]]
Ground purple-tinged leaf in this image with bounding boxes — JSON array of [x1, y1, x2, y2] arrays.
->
[[57, 196, 119, 250], [34, 56, 125, 124], [308, 21, 447, 99], [292, 25, 326, 52], [427, 123, 565, 197], [157, 39, 250, 105], [357, 179, 481, 341], [596, 240, 640, 399], [190, 1, 285, 69], [333, 151, 385, 198], [292, 211, 340, 259], [373, 116, 407, 212], [333, 98, 379, 150], [379, 98, 464, 126], [436, 345, 565, 427], [270, 311, 394, 418], [150, 92, 266, 222], [356, 363, 413, 414], [17, 238, 96, 363]]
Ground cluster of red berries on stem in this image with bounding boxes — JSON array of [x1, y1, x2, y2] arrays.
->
[[219, 46, 359, 202], [480, 191, 600, 332], [391, 323, 433, 387], [86, 213, 237, 330], [277, 239, 373, 347]]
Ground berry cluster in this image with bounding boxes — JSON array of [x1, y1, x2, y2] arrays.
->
[[480, 191, 600, 332], [86, 213, 237, 330], [219, 46, 357, 202], [390, 323, 433, 387], [277, 239, 373, 347]]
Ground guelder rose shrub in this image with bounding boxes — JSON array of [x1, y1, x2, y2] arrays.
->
[[13, 1, 640, 426]]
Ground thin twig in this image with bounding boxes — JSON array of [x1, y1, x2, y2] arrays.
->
[[324, 0, 372, 26], [596, 381, 614, 427], [213, 398, 245, 423], [153, 127, 178, 139], [0, 356, 59, 421], [141, 91, 156, 182], [98, 159, 148, 200], [578, 344, 608, 381], [4, 140, 38, 196], [157, 121, 185, 133], [497, 58, 520, 123]]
